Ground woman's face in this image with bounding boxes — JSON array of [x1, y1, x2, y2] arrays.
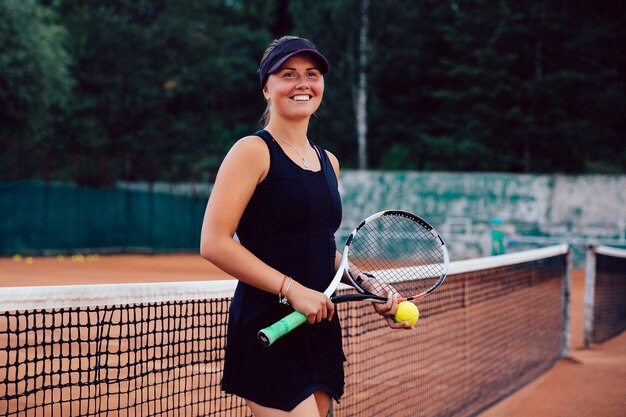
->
[[263, 54, 325, 122]]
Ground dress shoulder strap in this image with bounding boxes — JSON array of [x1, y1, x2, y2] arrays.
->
[[254, 129, 274, 145]]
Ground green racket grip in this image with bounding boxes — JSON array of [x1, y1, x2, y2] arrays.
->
[[258, 310, 308, 347]]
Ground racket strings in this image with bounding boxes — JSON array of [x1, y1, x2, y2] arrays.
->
[[348, 214, 446, 297]]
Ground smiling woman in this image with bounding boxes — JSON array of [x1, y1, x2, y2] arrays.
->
[[198, 36, 408, 417], [198, 36, 342, 417], [263, 54, 325, 134], [259, 36, 329, 129], [262, 53, 325, 162]]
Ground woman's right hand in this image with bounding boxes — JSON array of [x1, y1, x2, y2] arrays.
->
[[287, 281, 335, 324]]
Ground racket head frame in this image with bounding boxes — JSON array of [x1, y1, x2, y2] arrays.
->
[[336, 210, 449, 303]]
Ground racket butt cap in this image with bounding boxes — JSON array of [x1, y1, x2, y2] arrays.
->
[[258, 331, 271, 347]]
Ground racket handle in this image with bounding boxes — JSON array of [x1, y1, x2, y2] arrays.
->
[[258, 310, 307, 347]]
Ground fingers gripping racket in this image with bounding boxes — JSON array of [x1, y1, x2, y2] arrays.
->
[[258, 210, 449, 347]]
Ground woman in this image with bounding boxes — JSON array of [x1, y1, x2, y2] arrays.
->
[[200, 36, 409, 417]]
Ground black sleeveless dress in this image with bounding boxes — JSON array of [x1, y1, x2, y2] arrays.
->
[[221, 130, 346, 411]]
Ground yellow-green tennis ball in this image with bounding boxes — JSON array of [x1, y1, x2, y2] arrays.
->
[[394, 301, 419, 326]]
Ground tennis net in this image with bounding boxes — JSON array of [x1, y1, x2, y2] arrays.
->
[[584, 245, 626, 347], [1, 244, 569, 417]]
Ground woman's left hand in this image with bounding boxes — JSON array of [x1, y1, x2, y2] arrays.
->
[[361, 276, 413, 330], [372, 292, 414, 330]]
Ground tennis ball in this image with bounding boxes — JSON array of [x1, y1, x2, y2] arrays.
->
[[394, 301, 419, 326]]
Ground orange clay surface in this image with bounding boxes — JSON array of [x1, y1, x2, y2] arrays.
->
[[478, 269, 626, 417], [1, 255, 624, 416], [0, 253, 234, 286]]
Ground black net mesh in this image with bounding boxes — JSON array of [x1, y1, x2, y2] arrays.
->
[[334, 255, 566, 417], [590, 251, 626, 344], [1, 250, 568, 417]]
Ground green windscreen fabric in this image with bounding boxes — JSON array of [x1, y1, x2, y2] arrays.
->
[[0, 182, 206, 255]]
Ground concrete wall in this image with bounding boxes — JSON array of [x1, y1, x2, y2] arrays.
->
[[338, 171, 626, 261]]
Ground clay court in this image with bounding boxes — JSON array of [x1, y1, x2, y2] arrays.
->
[[1, 254, 624, 416]]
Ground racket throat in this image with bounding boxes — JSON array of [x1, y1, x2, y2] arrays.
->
[[331, 293, 387, 303], [350, 271, 375, 293]]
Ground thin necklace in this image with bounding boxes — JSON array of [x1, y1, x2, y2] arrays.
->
[[270, 131, 311, 168]]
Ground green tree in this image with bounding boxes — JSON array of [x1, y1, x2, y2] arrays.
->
[[50, 0, 271, 185], [0, 0, 73, 180], [293, 0, 626, 173], [374, 0, 626, 173], [3, 0, 623, 183]]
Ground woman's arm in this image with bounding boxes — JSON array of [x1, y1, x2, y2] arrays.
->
[[200, 136, 333, 324]]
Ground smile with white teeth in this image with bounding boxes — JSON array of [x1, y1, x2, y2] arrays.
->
[[292, 95, 311, 101]]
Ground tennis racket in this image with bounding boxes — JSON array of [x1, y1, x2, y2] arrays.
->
[[258, 210, 449, 347]]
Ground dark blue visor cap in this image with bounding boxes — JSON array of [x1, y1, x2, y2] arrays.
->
[[259, 38, 330, 87]]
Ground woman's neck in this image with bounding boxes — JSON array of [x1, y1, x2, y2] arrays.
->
[[265, 119, 310, 147]]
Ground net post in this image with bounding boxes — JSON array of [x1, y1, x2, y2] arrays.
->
[[583, 245, 597, 348], [560, 246, 572, 358]]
